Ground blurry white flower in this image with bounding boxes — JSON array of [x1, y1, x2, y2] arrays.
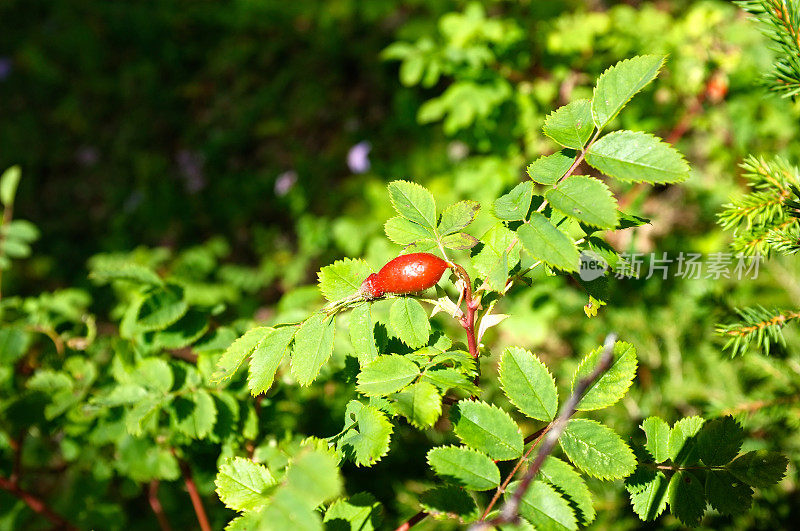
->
[[275, 170, 298, 196]]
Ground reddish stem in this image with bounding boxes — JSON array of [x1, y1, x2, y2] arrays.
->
[[0, 476, 76, 530], [394, 510, 427, 531], [148, 481, 172, 531], [178, 459, 211, 531]]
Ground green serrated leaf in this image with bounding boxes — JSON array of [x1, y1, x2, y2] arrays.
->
[[668, 416, 705, 466], [572, 341, 637, 411], [0, 165, 21, 207], [392, 381, 441, 429], [318, 258, 373, 302], [592, 55, 664, 128], [174, 389, 217, 439], [90, 263, 163, 286], [625, 467, 669, 521], [248, 326, 296, 396], [427, 445, 500, 491], [705, 470, 752, 515], [419, 486, 478, 520], [473, 223, 520, 292], [389, 298, 431, 348], [438, 200, 480, 236], [349, 303, 379, 366], [211, 327, 272, 383], [506, 480, 578, 531], [526, 152, 574, 186], [422, 367, 479, 396], [586, 131, 690, 184], [641, 417, 671, 463], [543, 99, 594, 149], [388, 180, 437, 231], [290, 314, 336, 386], [494, 181, 533, 221], [540, 457, 596, 526], [285, 448, 343, 507], [136, 285, 188, 331], [452, 400, 523, 461], [154, 309, 209, 350], [697, 416, 744, 467], [727, 450, 788, 487], [499, 346, 558, 421], [340, 403, 393, 466], [441, 232, 479, 250], [545, 176, 618, 229], [667, 471, 705, 526], [517, 213, 579, 272], [357, 354, 420, 396], [559, 418, 636, 480], [323, 492, 383, 531], [385, 216, 435, 246]]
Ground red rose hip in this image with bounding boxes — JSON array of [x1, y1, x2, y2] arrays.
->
[[360, 253, 451, 299]]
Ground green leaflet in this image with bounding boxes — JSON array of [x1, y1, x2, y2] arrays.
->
[[506, 480, 578, 531], [545, 175, 618, 229], [384, 216, 435, 246], [586, 130, 690, 184], [323, 493, 383, 531], [290, 313, 336, 386], [388, 180, 438, 230], [173, 389, 217, 439], [427, 445, 500, 491], [339, 402, 394, 466], [641, 417, 671, 463], [591, 55, 664, 129], [0, 165, 21, 206], [526, 152, 574, 186], [540, 457, 596, 526], [438, 200, 480, 236], [668, 416, 704, 466], [543, 99, 594, 149], [215, 457, 277, 512], [472, 223, 520, 293], [572, 341, 637, 411], [494, 181, 533, 221], [705, 470, 752, 515], [248, 326, 297, 395], [211, 327, 272, 383], [389, 298, 431, 348], [727, 450, 788, 487], [419, 486, 478, 520], [356, 354, 420, 396], [696, 416, 744, 466], [499, 346, 558, 421], [136, 284, 188, 331], [625, 467, 669, 521], [441, 232, 478, 250], [517, 213, 580, 272], [318, 258, 373, 302], [559, 418, 636, 480], [349, 303, 379, 366], [154, 309, 209, 350], [452, 400, 523, 461], [667, 471, 705, 526], [392, 381, 442, 428]]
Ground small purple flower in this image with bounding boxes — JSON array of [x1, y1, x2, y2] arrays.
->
[[75, 146, 99, 167], [0, 57, 11, 81], [176, 149, 206, 193], [347, 141, 371, 174], [274, 170, 297, 196]]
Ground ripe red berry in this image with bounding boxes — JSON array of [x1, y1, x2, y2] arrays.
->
[[360, 253, 451, 299]]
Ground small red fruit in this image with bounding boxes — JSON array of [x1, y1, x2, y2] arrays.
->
[[360, 253, 451, 299]]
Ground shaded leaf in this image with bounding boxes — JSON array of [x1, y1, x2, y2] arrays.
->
[[494, 182, 533, 221], [540, 457, 596, 525], [667, 471, 705, 526], [641, 417, 671, 463], [546, 176, 618, 229], [517, 213, 579, 272], [728, 450, 788, 487], [392, 381, 442, 428], [389, 298, 431, 348], [506, 480, 578, 531], [419, 486, 478, 520], [697, 416, 744, 466], [559, 419, 636, 480]]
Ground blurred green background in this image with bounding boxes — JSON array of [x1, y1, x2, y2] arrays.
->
[[1, 0, 799, 529]]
